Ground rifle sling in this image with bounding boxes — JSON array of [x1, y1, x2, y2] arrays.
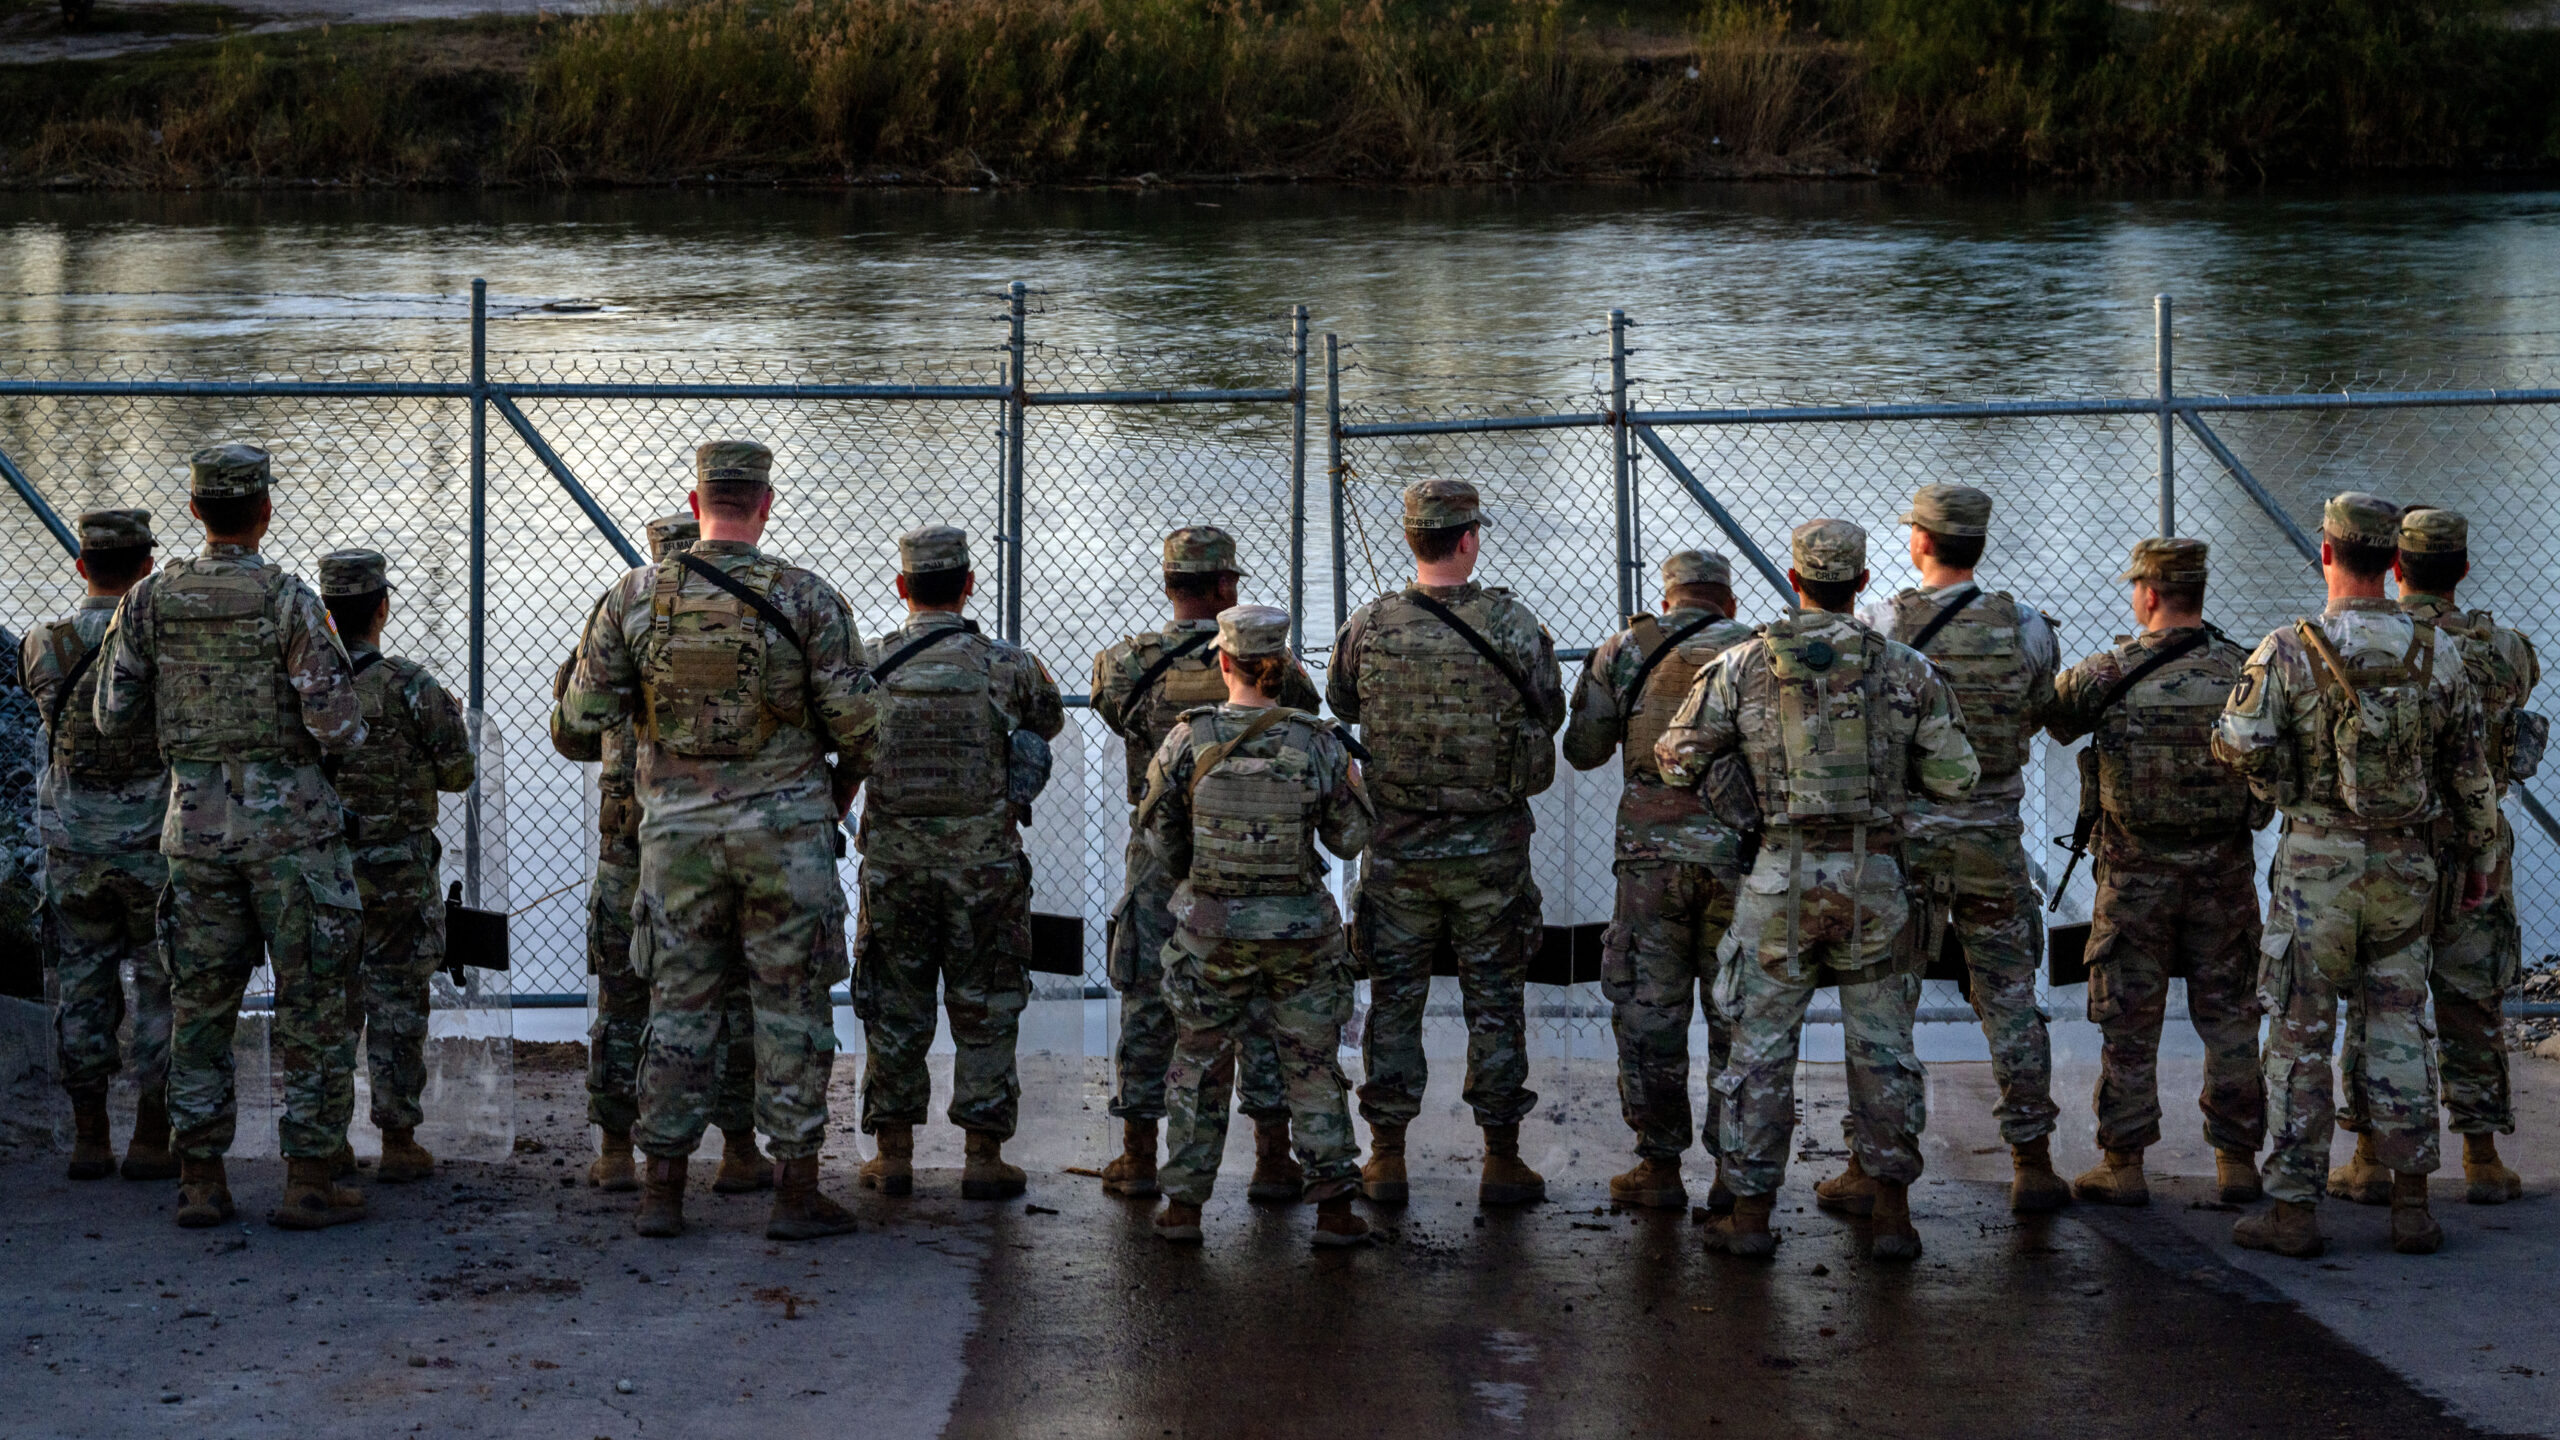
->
[[677, 553, 804, 658], [2091, 627, 2215, 717], [1620, 612, 1725, 739], [1406, 591, 1545, 720], [350, 650, 385, 680], [865, 617, 984, 690], [1905, 585, 1980, 655], [1187, 706, 1303, 800], [1119, 628, 1217, 729]]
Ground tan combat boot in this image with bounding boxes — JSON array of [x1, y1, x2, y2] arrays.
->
[[1705, 1159, 1736, 1214], [270, 1157, 367, 1230], [1101, 1118, 1159, 1198], [589, 1129, 639, 1193], [1814, 1155, 1878, 1216], [2462, 1133, 2522, 1206], [766, 1156, 859, 1241], [2214, 1148, 2263, 1204], [121, 1088, 179, 1182], [1247, 1117, 1305, 1204], [2073, 1146, 2149, 1207], [1609, 1156, 1688, 1210], [2389, 1170, 2443, 1255], [328, 1141, 359, 1180], [1361, 1123, 1409, 1205], [962, 1131, 1027, 1200], [1701, 1192, 1778, 1258], [1155, 1198, 1204, 1243], [1479, 1124, 1546, 1206], [2232, 1199, 2324, 1258], [377, 1126, 436, 1185], [634, 1155, 687, 1237], [712, 1127, 771, 1194], [860, 1125, 914, 1198], [2010, 1136, 2072, 1213], [2327, 1132, 2391, 1206], [174, 1156, 234, 1229], [1312, 1195, 1374, 1248], [67, 1090, 114, 1181], [1869, 1178, 1922, 1261]]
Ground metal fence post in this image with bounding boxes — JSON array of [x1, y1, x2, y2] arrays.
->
[[465, 278, 488, 907], [1610, 310, 1634, 622], [1005, 281, 1028, 646], [1289, 305, 1310, 658], [1326, 333, 1346, 645], [2156, 294, 2176, 538]]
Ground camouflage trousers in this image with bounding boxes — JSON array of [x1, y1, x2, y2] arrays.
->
[[46, 848, 171, 1098], [1715, 842, 1925, 1197], [348, 845, 445, 1132], [854, 855, 1032, 1140], [162, 843, 362, 1161], [633, 823, 847, 1162], [2084, 844, 2266, 1154], [2261, 826, 2440, 1205], [1352, 845, 1541, 1130], [1602, 860, 1734, 1162], [1107, 832, 1286, 1123], [1904, 828, 2057, 1145], [585, 856, 755, 1137], [1158, 928, 1362, 1206], [2345, 821, 2522, 1137]]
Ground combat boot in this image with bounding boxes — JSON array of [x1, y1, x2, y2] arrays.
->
[[1701, 1192, 1777, 1258], [1705, 1160, 1736, 1214], [2327, 1132, 2391, 1206], [962, 1131, 1027, 1200], [2462, 1133, 2522, 1206], [765, 1156, 858, 1241], [1813, 1155, 1878, 1216], [2215, 1148, 2264, 1204], [589, 1129, 639, 1193], [633, 1155, 687, 1237], [2389, 1171, 2443, 1255], [2072, 1147, 2149, 1207], [1312, 1195, 1374, 1248], [1479, 1124, 1545, 1206], [1155, 1199, 1204, 1243], [712, 1127, 771, 1194], [376, 1127, 436, 1185], [1101, 1118, 1159, 1198], [860, 1125, 914, 1198], [1869, 1178, 1922, 1261], [270, 1157, 367, 1230], [1361, 1123, 1409, 1205], [67, 1090, 114, 1181], [120, 1088, 179, 1182], [2010, 1136, 2072, 1213], [1247, 1117, 1305, 1204], [174, 1156, 234, 1229], [1608, 1156, 1688, 1210], [328, 1140, 359, 1180], [2232, 1199, 2325, 1258]]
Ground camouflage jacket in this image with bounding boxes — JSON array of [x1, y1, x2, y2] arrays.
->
[[2046, 624, 2266, 868], [548, 593, 643, 867], [2211, 596, 2498, 870], [1861, 582, 2057, 838], [2402, 592, 2541, 799], [559, 539, 877, 839], [1562, 606, 1759, 866], [94, 542, 365, 862], [1092, 616, 1320, 807], [0, 625, 36, 953], [21, 596, 168, 855], [856, 609, 1064, 868], [1141, 703, 1374, 940], [339, 639, 476, 865]]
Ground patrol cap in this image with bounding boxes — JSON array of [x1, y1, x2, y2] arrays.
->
[[2324, 492, 2400, 547], [645, 511, 700, 562], [2118, 537, 2209, 585], [1403, 480, 1485, 531], [695, 440, 773, 487], [1660, 549, 1731, 589], [77, 508, 154, 552], [1214, 604, 1290, 659], [2398, 506, 2467, 555], [189, 443, 272, 499], [1163, 525, 1249, 577], [1899, 483, 1992, 538], [1790, 519, 1866, 583], [898, 524, 971, 576], [318, 547, 391, 598]]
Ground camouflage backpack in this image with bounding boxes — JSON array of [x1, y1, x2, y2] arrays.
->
[[639, 554, 805, 759], [2297, 615, 2436, 825], [867, 625, 1007, 819], [1755, 617, 1882, 822], [150, 557, 313, 763], [1185, 706, 1324, 897], [1891, 587, 2036, 780], [38, 615, 159, 784]]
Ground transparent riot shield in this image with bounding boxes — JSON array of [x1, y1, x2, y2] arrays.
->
[[402, 709, 515, 1162], [1012, 712, 1107, 1177]]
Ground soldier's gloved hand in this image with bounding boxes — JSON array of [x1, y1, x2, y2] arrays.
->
[[2460, 870, 2493, 911]]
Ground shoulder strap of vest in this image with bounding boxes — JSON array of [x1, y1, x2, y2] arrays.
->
[[45, 633, 100, 738], [1187, 706, 1303, 799], [1127, 629, 1218, 719], [1905, 585, 1981, 655], [2295, 618, 2361, 709], [2092, 627, 2216, 718], [866, 618, 984, 690], [1405, 591, 1543, 718], [1619, 613, 1725, 738], [676, 553, 803, 657], [351, 650, 386, 679]]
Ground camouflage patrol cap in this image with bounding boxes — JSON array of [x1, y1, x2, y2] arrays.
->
[[77, 508, 154, 552], [1899, 483, 1992, 537], [695, 440, 773, 487], [1790, 519, 1866, 583], [1660, 550, 1730, 588], [189, 443, 272, 498], [2324, 492, 2400, 547], [2119, 536, 2209, 585], [318, 547, 391, 598], [2398, 505, 2467, 555], [1214, 604, 1290, 658], [1403, 480, 1485, 530], [898, 524, 971, 575], [1163, 525, 1249, 577], [645, 512, 700, 562]]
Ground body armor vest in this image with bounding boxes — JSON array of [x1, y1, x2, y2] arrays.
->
[[1356, 590, 1551, 813], [150, 558, 314, 764], [1620, 614, 1743, 784], [2095, 637, 2254, 834], [640, 555, 802, 758], [42, 616, 159, 784], [2301, 615, 2436, 825], [869, 628, 1007, 818], [1751, 619, 1883, 822], [1891, 588, 2034, 780], [1116, 633, 1232, 802], [337, 656, 438, 845], [1186, 709, 1325, 897]]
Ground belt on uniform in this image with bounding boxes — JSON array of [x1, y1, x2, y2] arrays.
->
[[1769, 821, 1879, 851], [2283, 817, 2430, 845]]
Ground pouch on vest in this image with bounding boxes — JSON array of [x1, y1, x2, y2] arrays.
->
[[642, 558, 795, 758], [2505, 710, 2547, 782], [870, 642, 1006, 818], [1767, 627, 1877, 821], [2299, 618, 2434, 825]]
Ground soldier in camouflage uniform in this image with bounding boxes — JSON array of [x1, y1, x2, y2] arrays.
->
[[851, 525, 1064, 1202], [1861, 483, 2068, 1213], [94, 445, 369, 1231], [1330, 480, 1566, 1208], [551, 513, 767, 1197], [1658, 520, 1978, 1261], [1561, 550, 1760, 1214], [21, 509, 174, 1184], [1138, 606, 1378, 1248], [317, 549, 476, 1185], [561, 441, 876, 1242], [1091, 527, 1319, 1203], [2043, 539, 2268, 1208], [2211, 492, 2500, 1258]]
